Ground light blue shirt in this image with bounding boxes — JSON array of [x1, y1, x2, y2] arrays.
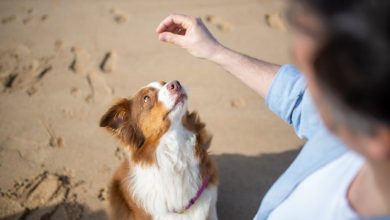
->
[[253, 65, 390, 220]]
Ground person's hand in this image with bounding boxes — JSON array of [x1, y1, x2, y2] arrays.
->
[[156, 14, 222, 60]]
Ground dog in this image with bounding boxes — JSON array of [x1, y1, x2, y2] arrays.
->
[[99, 80, 218, 220]]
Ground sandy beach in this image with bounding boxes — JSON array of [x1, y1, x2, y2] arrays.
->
[[0, 0, 303, 219]]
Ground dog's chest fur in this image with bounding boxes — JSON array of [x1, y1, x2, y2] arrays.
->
[[129, 123, 208, 218]]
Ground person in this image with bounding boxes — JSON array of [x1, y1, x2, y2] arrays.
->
[[155, 0, 390, 219]]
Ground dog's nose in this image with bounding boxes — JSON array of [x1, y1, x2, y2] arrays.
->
[[167, 80, 181, 93]]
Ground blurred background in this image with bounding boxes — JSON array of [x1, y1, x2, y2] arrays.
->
[[0, 0, 303, 219]]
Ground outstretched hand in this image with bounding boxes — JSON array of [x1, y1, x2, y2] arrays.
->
[[156, 14, 222, 60]]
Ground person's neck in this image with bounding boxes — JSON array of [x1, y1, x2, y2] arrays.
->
[[370, 160, 390, 213], [349, 160, 390, 217]]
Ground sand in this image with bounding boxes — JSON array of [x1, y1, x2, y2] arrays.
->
[[0, 0, 303, 219]]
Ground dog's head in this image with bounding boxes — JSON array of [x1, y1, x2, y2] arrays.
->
[[99, 81, 196, 162]]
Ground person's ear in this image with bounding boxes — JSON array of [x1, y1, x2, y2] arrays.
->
[[366, 126, 390, 161]]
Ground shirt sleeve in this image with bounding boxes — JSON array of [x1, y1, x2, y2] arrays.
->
[[265, 64, 322, 140]]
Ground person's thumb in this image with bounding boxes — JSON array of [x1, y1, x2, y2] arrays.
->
[[158, 32, 185, 46]]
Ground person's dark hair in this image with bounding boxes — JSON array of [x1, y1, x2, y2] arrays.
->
[[290, 0, 390, 133]]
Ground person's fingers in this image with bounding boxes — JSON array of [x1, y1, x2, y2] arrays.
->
[[156, 14, 193, 33], [158, 32, 185, 46], [156, 15, 182, 33], [165, 24, 177, 33], [174, 26, 186, 35], [160, 23, 186, 36]]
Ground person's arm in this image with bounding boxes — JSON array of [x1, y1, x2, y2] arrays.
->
[[211, 46, 280, 98], [156, 14, 280, 98]]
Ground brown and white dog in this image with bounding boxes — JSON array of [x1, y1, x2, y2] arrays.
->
[[99, 80, 218, 220]]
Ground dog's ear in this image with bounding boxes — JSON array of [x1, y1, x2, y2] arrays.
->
[[100, 98, 130, 130], [100, 99, 145, 148]]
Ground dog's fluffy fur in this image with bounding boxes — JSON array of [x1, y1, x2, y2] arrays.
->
[[100, 81, 218, 220]]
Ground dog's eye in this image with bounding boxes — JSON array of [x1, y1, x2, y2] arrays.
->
[[143, 95, 150, 103]]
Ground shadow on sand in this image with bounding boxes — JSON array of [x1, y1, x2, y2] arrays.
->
[[1, 202, 108, 220], [214, 148, 300, 220], [2, 149, 300, 220]]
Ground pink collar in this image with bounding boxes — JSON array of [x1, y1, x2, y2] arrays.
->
[[174, 176, 210, 214]]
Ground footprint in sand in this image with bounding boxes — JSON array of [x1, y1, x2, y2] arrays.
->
[[41, 120, 65, 148], [40, 14, 48, 22], [86, 71, 115, 102], [70, 87, 80, 97], [26, 85, 38, 96], [100, 51, 117, 74], [205, 15, 234, 32], [97, 188, 107, 201], [1, 9, 47, 25], [230, 98, 247, 109], [264, 12, 287, 32], [22, 174, 61, 209], [0, 47, 53, 94], [1, 15, 17, 24], [0, 172, 85, 219], [0, 197, 24, 219], [49, 136, 64, 148], [85, 73, 95, 103], [22, 16, 33, 25], [69, 73, 113, 104], [54, 40, 63, 51], [21, 11, 33, 25], [110, 8, 128, 24], [69, 47, 91, 75], [26, 8, 33, 14], [21, 8, 48, 25], [62, 108, 75, 118], [69, 48, 115, 103]]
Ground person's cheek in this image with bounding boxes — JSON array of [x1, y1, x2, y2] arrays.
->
[[291, 35, 308, 75], [292, 34, 339, 133]]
